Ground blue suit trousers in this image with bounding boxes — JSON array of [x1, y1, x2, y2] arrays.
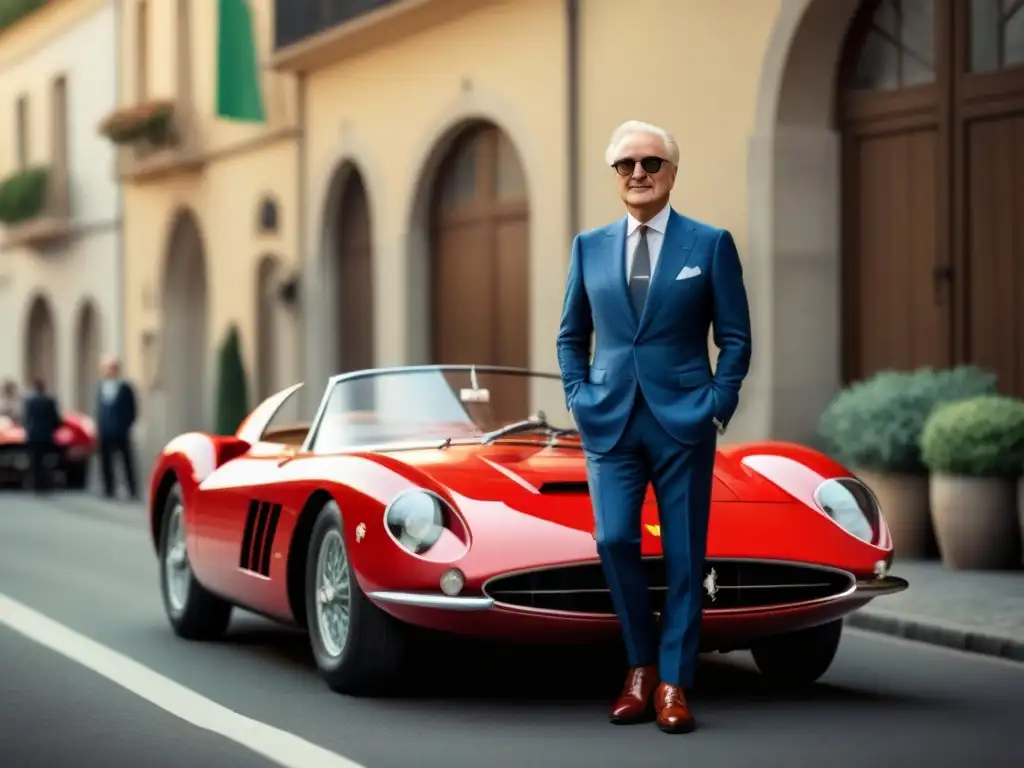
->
[[586, 390, 716, 689]]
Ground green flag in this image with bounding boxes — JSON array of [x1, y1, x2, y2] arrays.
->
[[216, 0, 265, 122]]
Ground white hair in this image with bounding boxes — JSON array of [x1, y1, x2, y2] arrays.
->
[[604, 120, 680, 167]]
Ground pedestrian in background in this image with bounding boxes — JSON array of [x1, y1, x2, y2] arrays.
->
[[556, 120, 752, 734], [95, 355, 139, 500], [22, 378, 62, 494]]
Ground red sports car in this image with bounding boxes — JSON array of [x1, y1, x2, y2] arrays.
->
[[0, 411, 96, 489], [149, 365, 908, 695]]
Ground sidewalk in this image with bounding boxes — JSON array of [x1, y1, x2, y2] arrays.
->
[[847, 559, 1024, 663]]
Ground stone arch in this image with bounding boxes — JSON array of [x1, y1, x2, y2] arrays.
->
[[403, 93, 536, 366], [23, 293, 57, 391], [745, 0, 861, 443], [405, 113, 534, 368], [161, 207, 209, 436], [319, 159, 375, 375], [74, 299, 102, 412]]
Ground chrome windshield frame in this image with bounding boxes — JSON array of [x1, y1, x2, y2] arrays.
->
[[299, 365, 565, 454]]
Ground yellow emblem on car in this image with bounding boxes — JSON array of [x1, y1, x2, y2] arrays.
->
[[645, 524, 661, 537]]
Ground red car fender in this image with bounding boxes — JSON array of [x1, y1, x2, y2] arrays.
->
[[148, 432, 252, 551]]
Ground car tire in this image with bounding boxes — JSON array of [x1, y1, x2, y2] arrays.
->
[[158, 482, 233, 640], [750, 618, 843, 686], [65, 459, 89, 490], [304, 498, 406, 695]]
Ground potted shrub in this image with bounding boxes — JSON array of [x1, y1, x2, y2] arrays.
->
[[818, 365, 997, 559], [97, 100, 177, 147], [214, 324, 250, 436], [920, 395, 1024, 570], [0, 166, 49, 225]]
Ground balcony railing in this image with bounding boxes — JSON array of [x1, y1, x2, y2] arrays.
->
[[274, 0, 399, 50], [0, 166, 71, 251]]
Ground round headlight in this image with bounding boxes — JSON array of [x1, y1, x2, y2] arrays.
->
[[385, 490, 446, 555], [812, 477, 880, 544]]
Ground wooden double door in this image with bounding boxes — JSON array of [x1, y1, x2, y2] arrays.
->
[[841, 0, 1024, 395]]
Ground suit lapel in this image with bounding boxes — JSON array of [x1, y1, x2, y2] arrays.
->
[[603, 217, 638, 328], [636, 211, 697, 336]]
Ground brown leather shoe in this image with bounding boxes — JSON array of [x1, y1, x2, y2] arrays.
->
[[609, 665, 657, 724], [654, 682, 696, 734]]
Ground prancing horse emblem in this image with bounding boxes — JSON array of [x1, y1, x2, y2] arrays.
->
[[355, 523, 366, 543], [703, 568, 719, 601]]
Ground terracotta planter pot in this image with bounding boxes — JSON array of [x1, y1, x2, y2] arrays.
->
[[853, 469, 932, 560], [929, 474, 1020, 570]]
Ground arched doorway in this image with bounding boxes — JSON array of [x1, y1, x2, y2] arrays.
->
[[430, 122, 530, 416], [839, 0, 1024, 393], [255, 254, 281, 400], [23, 295, 57, 390], [333, 167, 374, 374], [162, 208, 209, 434], [74, 301, 101, 412]]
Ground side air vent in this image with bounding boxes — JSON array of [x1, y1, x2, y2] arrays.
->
[[538, 481, 590, 494]]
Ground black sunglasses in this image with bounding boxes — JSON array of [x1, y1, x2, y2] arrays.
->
[[612, 156, 667, 176]]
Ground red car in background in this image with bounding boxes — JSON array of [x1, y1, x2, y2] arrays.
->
[[0, 412, 96, 489], [148, 365, 909, 696]]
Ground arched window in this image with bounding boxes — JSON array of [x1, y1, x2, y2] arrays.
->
[[257, 195, 278, 234]]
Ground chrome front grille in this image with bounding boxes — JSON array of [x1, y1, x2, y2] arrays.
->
[[483, 558, 855, 615]]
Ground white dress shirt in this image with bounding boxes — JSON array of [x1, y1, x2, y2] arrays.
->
[[624, 203, 671, 281], [101, 379, 123, 404]]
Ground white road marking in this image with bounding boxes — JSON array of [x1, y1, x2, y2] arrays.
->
[[0, 592, 366, 768]]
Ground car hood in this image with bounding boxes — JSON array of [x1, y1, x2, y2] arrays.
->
[[381, 442, 751, 498], [360, 440, 878, 564]]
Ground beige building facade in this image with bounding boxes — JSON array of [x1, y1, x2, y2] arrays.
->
[[278, 0, 1024, 443], [113, 0, 300, 463], [0, 0, 121, 412], [123, 0, 1024, 458], [273, 0, 847, 443]]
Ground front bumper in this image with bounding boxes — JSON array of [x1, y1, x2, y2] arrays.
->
[[853, 575, 909, 597], [367, 574, 909, 613], [369, 591, 494, 611]]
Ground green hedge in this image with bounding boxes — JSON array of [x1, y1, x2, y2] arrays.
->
[[0, 166, 48, 225], [817, 366, 998, 473], [214, 324, 250, 436], [0, 0, 46, 32], [921, 395, 1024, 477]]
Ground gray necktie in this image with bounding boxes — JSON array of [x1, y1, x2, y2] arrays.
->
[[628, 224, 651, 316]]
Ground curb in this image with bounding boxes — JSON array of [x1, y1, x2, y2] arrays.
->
[[847, 610, 1024, 663]]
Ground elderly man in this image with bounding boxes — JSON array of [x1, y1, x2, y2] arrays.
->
[[556, 120, 752, 733], [95, 355, 139, 500]]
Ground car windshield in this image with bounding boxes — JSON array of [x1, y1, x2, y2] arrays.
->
[[308, 367, 576, 452]]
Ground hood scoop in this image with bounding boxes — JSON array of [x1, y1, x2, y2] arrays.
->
[[538, 481, 590, 494]]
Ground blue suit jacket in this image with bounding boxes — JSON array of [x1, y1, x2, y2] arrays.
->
[[556, 209, 752, 454], [22, 392, 61, 444], [95, 380, 137, 440]]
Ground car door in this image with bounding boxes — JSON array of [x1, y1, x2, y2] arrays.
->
[[196, 383, 309, 617]]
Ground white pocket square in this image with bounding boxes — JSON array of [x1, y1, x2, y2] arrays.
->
[[676, 265, 701, 280]]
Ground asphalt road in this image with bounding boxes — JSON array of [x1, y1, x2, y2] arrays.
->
[[0, 491, 1022, 768]]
